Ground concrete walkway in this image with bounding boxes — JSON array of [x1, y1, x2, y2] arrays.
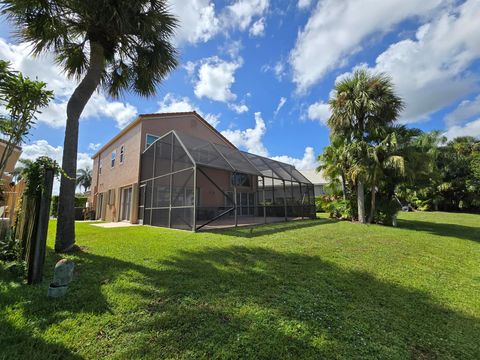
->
[[90, 222, 140, 228]]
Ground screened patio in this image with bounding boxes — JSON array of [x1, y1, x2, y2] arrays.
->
[[138, 130, 316, 231]]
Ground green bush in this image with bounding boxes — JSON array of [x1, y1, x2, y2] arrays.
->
[[324, 199, 352, 219], [51, 195, 89, 217], [0, 227, 20, 261], [373, 198, 402, 225]]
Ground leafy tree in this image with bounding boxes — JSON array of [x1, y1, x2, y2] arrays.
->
[[3, 0, 179, 252], [76, 167, 92, 193], [328, 69, 404, 223], [0, 60, 52, 177]]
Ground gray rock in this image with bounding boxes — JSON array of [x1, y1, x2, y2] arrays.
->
[[47, 259, 75, 298], [51, 259, 75, 287], [47, 285, 68, 298]]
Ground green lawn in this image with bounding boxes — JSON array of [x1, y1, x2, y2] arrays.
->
[[1, 212, 479, 359]]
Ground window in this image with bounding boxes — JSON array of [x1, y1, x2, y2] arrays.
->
[[231, 173, 251, 187], [146, 134, 159, 149], [111, 150, 116, 167], [120, 145, 125, 164], [99, 161, 102, 175]]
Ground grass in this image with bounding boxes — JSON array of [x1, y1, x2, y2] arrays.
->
[[1, 212, 479, 359]]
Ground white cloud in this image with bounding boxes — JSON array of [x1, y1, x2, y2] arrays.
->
[[170, 0, 220, 44], [290, 0, 446, 92], [221, 111, 318, 170], [229, 103, 249, 114], [20, 140, 93, 194], [0, 37, 138, 129], [249, 17, 266, 37], [88, 143, 102, 151], [307, 101, 331, 125], [443, 118, 480, 140], [221, 112, 268, 156], [271, 147, 317, 171], [445, 94, 480, 127], [262, 60, 286, 81], [274, 97, 287, 116], [222, 0, 269, 31], [157, 93, 220, 127], [193, 56, 242, 102], [333, 0, 480, 123], [297, 0, 313, 9]]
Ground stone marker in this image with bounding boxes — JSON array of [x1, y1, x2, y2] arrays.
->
[[47, 259, 75, 298]]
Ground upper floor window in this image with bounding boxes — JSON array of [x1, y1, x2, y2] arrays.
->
[[111, 151, 116, 167], [231, 173, 251, 187], [120, 145, 125, 163], [99, 161, 102, 174], [146, 134, 159, 149]]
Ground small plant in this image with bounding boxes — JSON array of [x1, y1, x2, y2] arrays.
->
[[0, 227, 20, 261]]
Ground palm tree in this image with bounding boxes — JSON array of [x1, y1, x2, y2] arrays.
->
[[3, 0, 179, 252], [11, 158, 34, 183], [317, 136, 350, 200], [76, 167, 92, 193], [328, 69, 404, 223], [366, 132, 405, 223]]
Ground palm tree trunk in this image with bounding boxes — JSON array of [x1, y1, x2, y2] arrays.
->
[[368, 184, 376, 224], [341, 173, 347, 200], [55, 41, 105, 253], [357, 179, 365, 224]]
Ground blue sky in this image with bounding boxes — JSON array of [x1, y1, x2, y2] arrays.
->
[[0, 0, 479, 172]]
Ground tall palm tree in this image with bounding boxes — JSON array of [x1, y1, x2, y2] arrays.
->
[[76, 167, 92, 193], [328, 69, 404, 223], [3, 0, 179, 252]]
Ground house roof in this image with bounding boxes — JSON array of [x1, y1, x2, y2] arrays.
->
[[300, 169, 329, 185], [91, 111, 235, 159]]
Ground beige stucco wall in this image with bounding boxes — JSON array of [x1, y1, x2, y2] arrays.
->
[[140, 113, 234, 150], [90, 122, 142, 222]]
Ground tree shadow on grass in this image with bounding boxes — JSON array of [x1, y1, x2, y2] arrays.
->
[[397, 218, 480, 243], [1, 245, 479, 359], [204, 218, 336, 238]]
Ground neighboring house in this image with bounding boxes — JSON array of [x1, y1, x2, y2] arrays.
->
[[0, 139, 22, 180], [90, 112, 315, 231], [301, 169, 330, 197]]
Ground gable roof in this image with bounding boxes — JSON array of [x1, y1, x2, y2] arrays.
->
[[91, 111, 235, 159]]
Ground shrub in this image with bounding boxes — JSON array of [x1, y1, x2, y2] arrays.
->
[[324, 199, 352, 219], [374, 198, 402, 225], [0, 227, 20, 261], [51, 195, 88, 217]]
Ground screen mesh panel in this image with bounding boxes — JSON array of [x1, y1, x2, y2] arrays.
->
[[171, 208, 194, 231], [171, 169, 194, 207], [139, 130, 315, 230], [213, 144, 261, 175], [176, 131, 234, 171], [172, 136, 194, 172], [154, 133, 173, 177]]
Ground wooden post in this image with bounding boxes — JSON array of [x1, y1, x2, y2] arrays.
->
[[28, 168, 54, 285]]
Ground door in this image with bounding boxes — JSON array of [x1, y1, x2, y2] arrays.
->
[[121, 187, 133, 221], [234, 192, 256, 216]]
